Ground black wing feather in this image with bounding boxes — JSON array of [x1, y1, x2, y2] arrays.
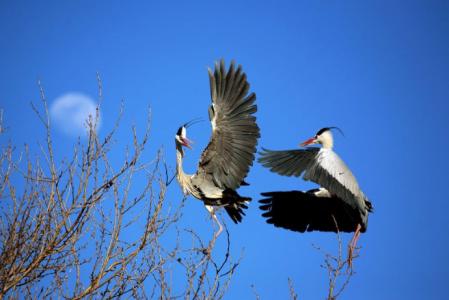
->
[[259, 191, 368, 233]]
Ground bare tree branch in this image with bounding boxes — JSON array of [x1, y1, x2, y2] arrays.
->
[[0, 81, 241, 300], [313, 217, 360, 300]]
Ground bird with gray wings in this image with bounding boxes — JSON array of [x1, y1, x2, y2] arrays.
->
[[175, 59, 260, 237], [258, 127, 373, 254]]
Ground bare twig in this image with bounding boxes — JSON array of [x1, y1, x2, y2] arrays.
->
[[0, 81, 240, 299], [251, 284, 261, 300], [288, 277, 298, 300], [311, 216, 360, 300]]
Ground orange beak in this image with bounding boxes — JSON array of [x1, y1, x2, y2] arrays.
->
[[300, 137, 316, 147]]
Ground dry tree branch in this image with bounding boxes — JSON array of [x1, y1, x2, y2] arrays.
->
[[288, 277, 298, 300], [0, 81, 165, 299], [251, 284, 261, 300], [0, 81, 241, 300], [0, 109, 4, 134], [312, 216, 360, 300]]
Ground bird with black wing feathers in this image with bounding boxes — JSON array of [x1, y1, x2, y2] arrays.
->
[[258, 127, 372, 258], [175, 59, 260, 238]]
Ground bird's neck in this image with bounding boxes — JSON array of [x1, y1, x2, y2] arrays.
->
[[320, 131, 334, 149], [176, 147, 191, 195], [322, 140, 333, 149]]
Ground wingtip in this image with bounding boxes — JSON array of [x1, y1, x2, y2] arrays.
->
[[220, 58, 225, 72], [258, 147, 270, 154]]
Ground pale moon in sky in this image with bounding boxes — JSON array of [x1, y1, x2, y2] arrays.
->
[[50, 93, 101, 137]]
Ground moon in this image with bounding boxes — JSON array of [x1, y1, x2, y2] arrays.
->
[[50, 92, 101, 137]]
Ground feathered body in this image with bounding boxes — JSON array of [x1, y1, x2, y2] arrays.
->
[[259, 128, 372, 232], [175, 60, 260, 223]]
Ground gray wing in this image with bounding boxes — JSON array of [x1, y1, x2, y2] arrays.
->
[[259, 148, 371, 214], [197, 60, 260, 190], [258, 148, 320, 177], [304, 149, 370, 213]]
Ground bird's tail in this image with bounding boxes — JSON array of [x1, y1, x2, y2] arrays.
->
[[359, 195, 373, 231], [222, 189, 251, 224]]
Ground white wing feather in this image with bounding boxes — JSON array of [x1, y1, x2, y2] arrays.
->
[[304, 148, 367, 212]]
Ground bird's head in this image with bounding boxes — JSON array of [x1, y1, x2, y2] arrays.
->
[[300, 127, 343, 149], [175, 118, 203, 152], [175, 125, 193, 151]]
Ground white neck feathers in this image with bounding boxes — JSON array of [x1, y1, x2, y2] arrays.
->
[[319, 130, 334, 149], [176, 147, 192, 195]]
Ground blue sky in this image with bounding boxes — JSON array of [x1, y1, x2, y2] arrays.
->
[[1, 1, 449, 299]]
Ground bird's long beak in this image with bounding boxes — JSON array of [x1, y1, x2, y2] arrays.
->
[[181, 137, 193, 149], [300, 137, 316, 147]]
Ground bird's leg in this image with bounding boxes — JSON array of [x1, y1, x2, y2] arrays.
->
[[353, 226, 361, 246], [212, 213, 223, 239], [348, 223, 362, 268], [205, 205, 223, 242]]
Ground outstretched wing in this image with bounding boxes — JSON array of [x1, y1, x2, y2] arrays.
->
[[259, 148, 372, 214], [197, 59, 260, 190], [258, 148, 320, 177], [259, 190, 367, 233]]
